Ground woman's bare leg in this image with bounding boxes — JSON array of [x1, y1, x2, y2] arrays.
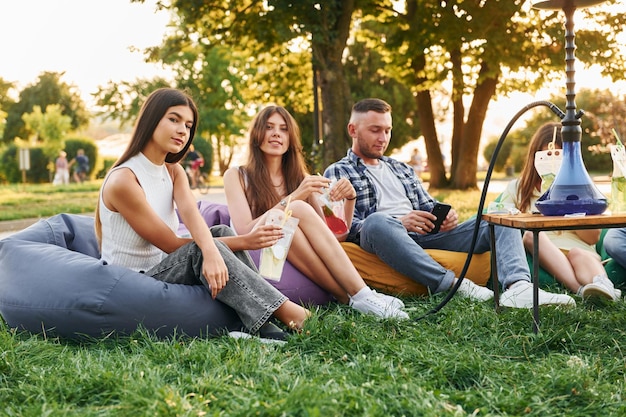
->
[[272, 301, 310, 330], [523, 231, 581, 293], [288, 230, 352, 303], [567, 247, 606, 284]]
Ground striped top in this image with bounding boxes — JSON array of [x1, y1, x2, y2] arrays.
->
[[99, 152, 179, 272]]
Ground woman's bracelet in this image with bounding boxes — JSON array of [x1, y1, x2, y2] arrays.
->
[[346, 196, 357, 200]]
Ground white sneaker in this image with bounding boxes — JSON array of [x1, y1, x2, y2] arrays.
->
[[372, 289, 405, 309], [500, 281, 576, 309], [455, 279, 494, 302], [227, 331, 287, 345], [350, 294, 409, 320], [583, 275, 619, 301]]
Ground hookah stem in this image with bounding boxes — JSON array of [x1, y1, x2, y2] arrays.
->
[[561, 1, 584, 143]]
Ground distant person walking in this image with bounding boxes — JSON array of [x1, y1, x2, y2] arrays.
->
[[410, 148, 424, 179], [70, 149, 90, 183], [52, 150, 70, 185]]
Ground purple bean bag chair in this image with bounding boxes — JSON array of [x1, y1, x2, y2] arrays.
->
[[179, 201, 335, 306], [0, 213, 244, 339]]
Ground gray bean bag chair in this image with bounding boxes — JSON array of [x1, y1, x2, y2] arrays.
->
[[0, 213, 244, 339]]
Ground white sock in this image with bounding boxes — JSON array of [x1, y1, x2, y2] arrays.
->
[[576, 285, 584, 297], [350, 286, 373, 302]]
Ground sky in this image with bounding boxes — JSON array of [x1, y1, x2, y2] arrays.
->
[[1, 0, 624, 161], [0, 0, 171, 109], [1, 1, 621, 109]]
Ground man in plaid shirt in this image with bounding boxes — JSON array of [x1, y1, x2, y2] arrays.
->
[[324, 98, 575, 308]]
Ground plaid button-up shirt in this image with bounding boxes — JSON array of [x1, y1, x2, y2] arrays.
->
[[324, 149, 438, 243]]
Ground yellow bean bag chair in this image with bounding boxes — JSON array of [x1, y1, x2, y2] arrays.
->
[[341, 242, 491, 296]]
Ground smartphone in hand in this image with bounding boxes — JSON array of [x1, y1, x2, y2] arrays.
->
[[429, 202, 451, 234]]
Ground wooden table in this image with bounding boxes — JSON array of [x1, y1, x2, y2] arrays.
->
[[482, 213, 626, 333]]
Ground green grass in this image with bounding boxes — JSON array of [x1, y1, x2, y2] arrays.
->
[[0, 182, 102, 221], [2, 299, 626, 416], [0, 179, 486, 223], [2, 182, 626, 416], [0, 176, 225, 221]]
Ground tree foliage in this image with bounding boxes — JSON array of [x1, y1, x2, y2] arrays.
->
[[2, 72, 89, 144], [119, 0, 626, 188], [136, 0, 397, 168], [0, 77, 16, 112], [484, 88, 626, 174], [93, 77, 173, 127], [22, 104, 72, 157], [366, 0, 626, 189], [93, 43, 249, 175], [0, 77, 12, 139], [344, 36, 421, 154]]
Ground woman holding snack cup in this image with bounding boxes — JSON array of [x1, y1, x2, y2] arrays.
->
[[224, 105, 408, 319], [497, 122, 619, 301]]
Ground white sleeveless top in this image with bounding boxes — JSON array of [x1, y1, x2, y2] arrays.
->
[[99, 153, 179, 272]]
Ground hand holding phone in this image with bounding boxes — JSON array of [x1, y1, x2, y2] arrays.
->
[[429, 202, 451, 234]]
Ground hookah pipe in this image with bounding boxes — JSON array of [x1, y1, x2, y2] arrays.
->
[[534, 0, 608, 216], [415, 0, 608, 321], [414, 101, 565, 321]]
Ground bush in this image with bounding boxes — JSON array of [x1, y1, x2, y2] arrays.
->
[[0, 145, 50, 183], [0, 137, 100, 184], [96, 157, 117, 179], [482, 138, 514, 172]]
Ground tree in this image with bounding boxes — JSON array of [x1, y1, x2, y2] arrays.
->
[[344, 28, 421, 154], [0, 77, 16, 140], [94, 45, 250, 176], [93, 77, 173, 127], [105, 3, 321, 174], [0, 77, 16, 112], [22, 105, 72, 143], [375, 0, 626, 189], [154, 41, 251, 176], [138, 0, 394, 168], [21, 104, 72, 161], [2, 72, 89, 144]]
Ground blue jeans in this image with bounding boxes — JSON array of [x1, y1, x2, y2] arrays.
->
[[604, 228, 626, 268], [359, 213, 530, 293], [146, 225, 287, 333]]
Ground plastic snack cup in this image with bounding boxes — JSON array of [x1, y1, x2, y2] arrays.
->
[[610, 144, 626, 213], [259, 210, 299, 281], [318, 180, 349, 240]]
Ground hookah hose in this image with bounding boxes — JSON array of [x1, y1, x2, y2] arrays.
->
[[413, 100, 565, 322]]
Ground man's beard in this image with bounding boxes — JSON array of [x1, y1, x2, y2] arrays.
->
[[356, 137, 385, 160]]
